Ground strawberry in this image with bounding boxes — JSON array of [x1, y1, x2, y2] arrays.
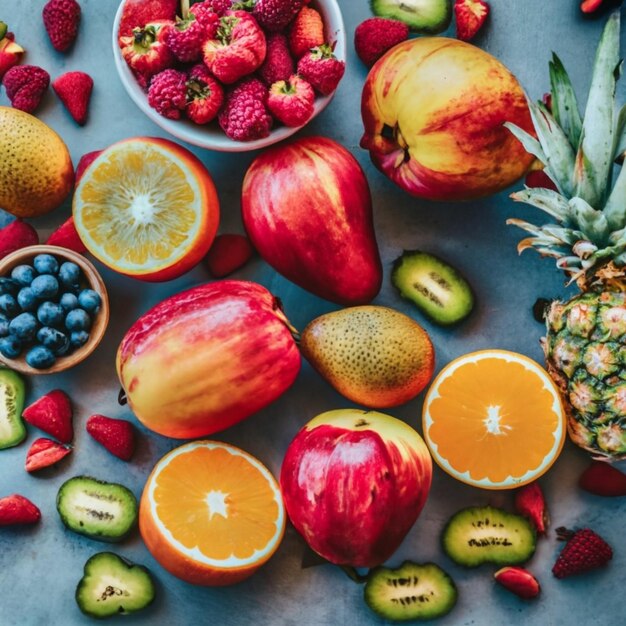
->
[[86, 415, 136, 461], [0, 26, 25, 80], [454, 0, 490, 42], [164, 14, 214, 63], [494, 567, 540, 599], [524, 169, 558, 192], [0, 494, 41, 526], [25, 438, 72, 473], [148, 68, 188, 119], [22, 390, 73, 444], [52, 71, 93, 126], [514, 482, 549, 534], [205, 234, 254, 277], [46, 216, 88, 254], [354, 17, 409, 68], [120, 20, 175, 88], [579, 461, 626, 497], [186, 64, 224, 124], [552, 527, 613, 578], [190, 0, 234, 20], [118, 0, 177, 38], [218, 78, 272, 141], [252, 0, 303, 33], [289, 6, 324, 59], [268, 74, 315, 127], [258, 33, 294, 86], [203, 11, 267, 84], [0, 220, 39, 260], [74, 150, 104, 185], [296, 44, 345, 96], [2, 65, 50, 113], [42, 0, 81, 52]]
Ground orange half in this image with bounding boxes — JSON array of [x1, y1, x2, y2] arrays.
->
[[423, 350, 566, 489], [139, 441, 285, 586]]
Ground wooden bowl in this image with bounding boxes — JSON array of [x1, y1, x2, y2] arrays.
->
[[0, 245, 110, 375]]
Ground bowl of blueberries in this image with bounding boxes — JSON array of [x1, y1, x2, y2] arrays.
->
[[0, 245, 109, 373]]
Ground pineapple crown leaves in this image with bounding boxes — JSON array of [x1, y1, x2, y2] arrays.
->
[[505, 12, 626, 287]]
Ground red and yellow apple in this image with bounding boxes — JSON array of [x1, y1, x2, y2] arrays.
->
[[361, 38, 535, 201], [116, 280, 301, 438], [280, 409, 432, 568], [241, 136, 382, 305]]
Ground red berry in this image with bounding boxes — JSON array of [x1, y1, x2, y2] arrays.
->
[[354, 17, 409, 68], [74, 150, 104, 185], [524, 169, 558, 191], [0, 494, 41, 526], [579, 461, 626, 497], [118, 0, 177, 38], [205, 234, 254, 278], [186, 64, 224, 125], [164, 15, 211, 63], [514, 482, 549, 534], [2, 65, 50, 113], [52, 71, 94, 126], [42, 0, 81, 52], [25, 438, 72, 473], [46, 216, 88, 254], [494, 567, 540, 600], [268, 74, 315, 127], [22, 390, 73, 444], [454, 0, 490, 42], [0, 221, 39, 260], [297, 44, 345, 96], [190, 1, 224, 27], [258, 33, 294, 86], [253, 0, 303, 33], [552, 527, 613, 579], [86, 414, 136, 461], [218, 78, 272, 141], [148, 68, 187, 120], [289, 6, 324, 59]]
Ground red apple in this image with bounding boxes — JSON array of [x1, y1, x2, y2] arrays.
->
[[116, 280, 301, 438], [241, 136, 382, 305], [280, 409, 432, 567], [361, 37, 535, 201]]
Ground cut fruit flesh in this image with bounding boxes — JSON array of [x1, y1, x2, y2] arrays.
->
[[423, 350, 566, 489], [371, 0, 453, 34], [0, 369, 26, 450]]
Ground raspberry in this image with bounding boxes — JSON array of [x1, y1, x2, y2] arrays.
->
[[192, 0, 233, 17], [190, 1, 228, 25], [552, 527, 613, 578], [253, 0, 303, 32], [2, 65, 50, 113], [164, 15, 210, 63], [42, 0, 80, 52], [354, 17, 409, 68], [148, 69, 188, 119], [297, 44, 345, 96], [259, 34, 294, 86], [219, 78, 272, 141]]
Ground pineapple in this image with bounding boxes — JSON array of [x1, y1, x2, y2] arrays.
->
[[506, 11, 626, 459]]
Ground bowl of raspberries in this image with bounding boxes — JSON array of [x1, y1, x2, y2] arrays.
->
[[112, 0, 346, 151]]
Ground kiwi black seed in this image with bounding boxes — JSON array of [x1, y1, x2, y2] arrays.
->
[[56, 476, 138, 542], [364, 561, 458, 622], [370, 0, 453, 34], [442, 506, 537, 567], [391, 250, 475, 325]]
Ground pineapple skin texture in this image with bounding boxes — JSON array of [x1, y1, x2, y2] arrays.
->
[[544, 291, 626, 460]]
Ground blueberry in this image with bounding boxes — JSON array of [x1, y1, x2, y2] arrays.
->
[[59, 293, 79, 312], [37, 301, 65, 327], [70, 330, 90, 349], [65, 309, 91, 332], [77, 289, 101, 314], [31, 274, 59, 299], [37, 327, 69, 354], [0, 314, 9, 338], [0, 294, 19, 317], [0, 335, 21, 359], [9, 312, 39, 342], [0, 277, 19, 296], [17, 287, 39, 312], [58, 262, 81, 289], [25, 345, 55, 369], [33, 254, 59, 275], [11, 265, 36, 287], [55, 335, 71, 356]]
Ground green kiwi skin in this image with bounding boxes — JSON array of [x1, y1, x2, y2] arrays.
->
[[364, 561, 458, 621], [75, 552, 155, 619], [442, 506, 537, 568], [370, 0, 453, 34], [0, 368, 26, 450], [391, 250, 475, 326]]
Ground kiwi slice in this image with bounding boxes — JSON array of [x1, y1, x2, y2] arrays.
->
[[391, 250, 475, 326], [442, 506, 536, 567], [364, 561, 457, 621], [57, 476, 138, 542], [76, 552, 155, 618], [370, 0, 452, 34], [0, 369, 26, 450]]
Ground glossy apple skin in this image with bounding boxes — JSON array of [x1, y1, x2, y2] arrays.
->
[[241, 136, 382, 305], [116, 280, 301, 438], [361, 38, 535, 201], [280, 409, 432, 567]]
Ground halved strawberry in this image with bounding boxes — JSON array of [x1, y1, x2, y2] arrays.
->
[[494, 566, 540, 599], [25, 437, 72, 472], [22, 390, 73, 444], [0, 494, 41, 526], [454, 0, 490, 42], [86, 415, 136, 461], [514, 482, 549, 534]]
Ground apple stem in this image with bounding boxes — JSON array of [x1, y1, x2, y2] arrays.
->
[[339, 565, 369, 584]]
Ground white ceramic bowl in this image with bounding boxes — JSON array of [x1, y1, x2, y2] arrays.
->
[[112, 0, 346, 152]]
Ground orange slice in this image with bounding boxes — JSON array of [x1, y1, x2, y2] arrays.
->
[[422, 350, 566, 489], [139, 441, 285, 586], [73, 137, 219, 282]]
